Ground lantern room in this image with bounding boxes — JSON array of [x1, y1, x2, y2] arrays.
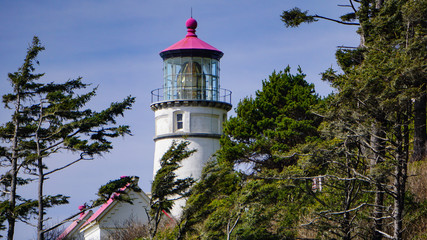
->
[[153, 17, 229, 103], [161, 56, 220, 101]]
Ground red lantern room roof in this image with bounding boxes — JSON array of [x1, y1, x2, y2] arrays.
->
[[160, 18, 223, 60]]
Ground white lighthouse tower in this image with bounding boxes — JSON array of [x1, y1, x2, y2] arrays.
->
[[150, 17, 231, 215]]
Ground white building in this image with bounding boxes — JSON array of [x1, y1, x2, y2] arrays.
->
[[57, 178, 153, 240]]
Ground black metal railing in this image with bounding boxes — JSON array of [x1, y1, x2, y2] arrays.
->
[[151, 87, 232, 104]]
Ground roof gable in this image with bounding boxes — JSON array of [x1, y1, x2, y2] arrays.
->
[[56, 210, 93, 240], [80, 184, 150, 231]]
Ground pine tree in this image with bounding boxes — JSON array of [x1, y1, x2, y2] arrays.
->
[[0, 36, 135, 240], [0, 37, 45, 240]]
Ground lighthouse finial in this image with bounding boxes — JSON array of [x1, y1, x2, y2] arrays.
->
[[185, 16, 197, 37], [191, 7, 193, 18]]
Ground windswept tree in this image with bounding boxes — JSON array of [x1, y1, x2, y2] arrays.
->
[[0, 37, 46, 240], [149, 141, 195, 239], [0, 36, 135, 240]]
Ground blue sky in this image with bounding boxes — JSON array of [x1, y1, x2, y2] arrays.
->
[[0, 1, 359, 239]]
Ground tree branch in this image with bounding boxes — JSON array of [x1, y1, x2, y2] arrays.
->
[[349, 0, 358, 13], [41, 207, 96, 234], [45, 153, 93, 176], [318, 203, 367, 216], [17, 216, 37, 228], [313, 15, 359, 25], [376, 229, 393, 239]]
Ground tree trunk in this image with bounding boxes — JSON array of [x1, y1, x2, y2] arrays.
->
[[7, 94, 21, 240], [392, 111, 409, 240], [37, 157, 44, 240], [36, 102, 45, 240], [412, 90, 426, 161], [370, 122, 385, 240], [8, 146, 17, 240], [393, 154, 405, 240], [393, 149, 404, 240], [343, 181, 352, 240]]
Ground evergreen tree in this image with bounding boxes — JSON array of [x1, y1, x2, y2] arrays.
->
[[180, 160, 243, 239], [180, 68, 322, 239], [219, 67, 321, 172], [282, 0, 426, 238], [281, 0, 426, 162], [0, 36, 135, 240], [299, 110, 374, 239], [0, 37, 46, 240], [150, 141, 195, 239]]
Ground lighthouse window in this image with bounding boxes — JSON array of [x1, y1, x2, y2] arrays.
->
[[163, 57, 220, 101], [176, 113, 183, 130]]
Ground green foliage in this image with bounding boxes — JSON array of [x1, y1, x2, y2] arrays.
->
[[403, 199, 427, 239], [281, 5, 359, 28], [149, 141, 196, 239], [179, 68, 323, 239], [340, 12, 357, 22], [151, 141, 196, 215], [0, 37, 47, 239], [182, 159, 319, 239], [298, 0, 426, 238], [231, 177, 306, 240], [329, 1, 425, 123], [280, 8, 317, 28], [41, 195, 69, 209], [92, 176, 141, 207], [180, 160, 241, 238], [3, 37, 45, 108], [219, 67, 320, 172], [335, 48, 365, 74]]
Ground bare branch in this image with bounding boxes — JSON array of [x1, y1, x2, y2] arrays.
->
[[318, 203, 367, 216], [17, 216, 37, 228], [300, 216, 321, 227], [45, 154, 94, 176], [227, 210, 241, 240], [41, 206, 97, 234], [311, 111, 327, 118], [313, 14, 359, 25], [376, 229, 393, 239], [337, 46, 359, 49], [349, 0, 358, 13]]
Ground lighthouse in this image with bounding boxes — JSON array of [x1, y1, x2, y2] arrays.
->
[[150, 17, 231, 215]]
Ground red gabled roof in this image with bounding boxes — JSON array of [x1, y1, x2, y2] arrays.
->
[[56, 211, 92, 240], [80, 183, 130, 229], [57, 176, 176, 239]]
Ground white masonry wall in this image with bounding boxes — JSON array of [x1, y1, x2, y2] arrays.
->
[[153, 105, 227, 178], [152, 104, 228, 216], [154, 105, 226, 137], [153, 137, 220, 180]]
